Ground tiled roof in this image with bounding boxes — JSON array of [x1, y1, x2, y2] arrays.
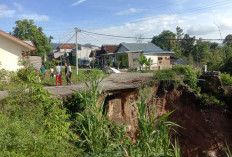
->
[[59, 43, 76, 49], [0, 29, 36, 51], [102, 45, 119, 53]]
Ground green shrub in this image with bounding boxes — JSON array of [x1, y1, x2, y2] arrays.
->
[[42, 60, 56, 69], [172, 65, 198, 90], [154, 68, 177, 80], [221, 73, 232, 86], [16, 68, 38, 83], [154, 65, 200, 92], [0, 83, 79, 156], [199, 94, 225, 107]]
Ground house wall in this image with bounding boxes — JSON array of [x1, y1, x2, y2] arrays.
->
[[72, 47, 94, 62], [144, 54, 158, 67], [157, 54, 172, 69], [0, 35, 30, 71], [128, 52, 142, 68], [60, 48, 72, 53]]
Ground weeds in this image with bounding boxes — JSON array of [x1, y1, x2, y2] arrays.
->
[[225, 143, 232, 157], [125, 87, 180, 157]]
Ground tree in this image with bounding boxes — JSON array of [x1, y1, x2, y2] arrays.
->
[[48, 35, 54, 44], [151, 30, 177, 51], [11, 19, 52, 57], [145, 58, 153, 70], [176, 26, 183, 41], [193, 40, 211, 65], [181, 34, 195, 57], [223, 34, 232, 46], [136, 55, 147, 70]]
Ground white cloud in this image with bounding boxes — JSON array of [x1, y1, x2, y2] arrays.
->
[[71, 0, 87, 7], [20, 13, 50, 21], [0, 5, 15, 17], [13, 2, 23, 11], [187, 25, 218, 35], [55, 7, 232, 45], [116, 8, 143, 16]]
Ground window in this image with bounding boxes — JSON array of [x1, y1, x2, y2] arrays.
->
[[158, 57, 163, 60]]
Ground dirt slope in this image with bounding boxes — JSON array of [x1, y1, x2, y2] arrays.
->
[[104, 82, 232, 157]]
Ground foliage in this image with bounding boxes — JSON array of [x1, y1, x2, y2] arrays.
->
[[154, 68, 177, 81], [16, 68, 38, 83], [136, 55, 147, 69], [193, 40, 211, 65], [199, 94, 225, 107], [172, 65, 199, 91], [42, 60, 56, 69], [151, 30, 177, 51], [41, 68, 107, 86], [180, 34, 196, 57], [225, 143, 232, 157], [221, 73, 232, 86], [0, 82, 79, 156], [145, 58, 153, 69], [126, 87, 180, 157], [221, 54, 232, 74], [11, 19, 52, 56], [223, 34, 232, 46], [154, 65, 199, 91], [74, 71, 126, 156]]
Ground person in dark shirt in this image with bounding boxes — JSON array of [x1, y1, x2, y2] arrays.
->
[[65, 63, 72, 85]]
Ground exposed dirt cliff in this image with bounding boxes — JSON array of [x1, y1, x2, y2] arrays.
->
[[104, 81, 232, 157]]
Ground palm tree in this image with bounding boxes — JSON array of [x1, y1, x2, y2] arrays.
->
[[137, 55, 147, 70], [145, 58, 153, 70]]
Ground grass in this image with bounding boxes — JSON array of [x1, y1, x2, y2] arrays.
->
[[0, 67, 109, 90], [41, 67, 108, 86]]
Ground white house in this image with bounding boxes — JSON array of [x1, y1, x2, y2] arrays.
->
[[0, 30, 36, 71], [72, 46, 99, 61]]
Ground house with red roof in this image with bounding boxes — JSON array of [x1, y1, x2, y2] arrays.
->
[[0, 30, 37, 71], [57, 43, 76, 53], [90, 45, 119, 67]]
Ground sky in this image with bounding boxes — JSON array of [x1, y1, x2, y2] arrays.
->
[[1, 0, 232, 46]]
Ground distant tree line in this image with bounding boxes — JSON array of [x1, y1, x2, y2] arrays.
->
[[151, 27, 232, 74]]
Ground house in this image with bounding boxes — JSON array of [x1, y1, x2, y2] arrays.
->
[[101, 43, 174, 70], [57, 43, 76, 53], [90, 45, 119, 67], [71, 46, 99, 64], [0, 30, 36, 71]]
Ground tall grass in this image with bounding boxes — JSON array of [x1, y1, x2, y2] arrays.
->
[[126, 88, 180, 157], [74, 73, 181, 156], [226, 143, 232, 157], [75, 72, 126, 156]]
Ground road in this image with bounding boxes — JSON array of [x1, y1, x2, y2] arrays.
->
[[0, 72, 153, 99]]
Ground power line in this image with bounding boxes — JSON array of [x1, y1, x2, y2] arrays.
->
[[80, 29, 231, 41]]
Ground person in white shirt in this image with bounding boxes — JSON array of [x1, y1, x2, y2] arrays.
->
[[55, 63, 62, 86]]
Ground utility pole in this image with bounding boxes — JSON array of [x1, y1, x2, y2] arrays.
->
[[75, 27, 79, 75]]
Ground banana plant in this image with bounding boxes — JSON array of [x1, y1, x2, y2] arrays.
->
[[136, 55, 147, 70]]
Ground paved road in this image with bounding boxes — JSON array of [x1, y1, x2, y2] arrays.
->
[[0, 73, 153, 98]]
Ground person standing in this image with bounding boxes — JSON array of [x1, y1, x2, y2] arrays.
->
[[50, 67, 54, 78], [55, 63, 62, 86], [65, 63, 72, 85], [67, 63, 72, 84], [40, 65, 45, 74]]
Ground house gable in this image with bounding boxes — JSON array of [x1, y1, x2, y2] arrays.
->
[[0, 30, 36, 71], [115, 44, 129, 53]]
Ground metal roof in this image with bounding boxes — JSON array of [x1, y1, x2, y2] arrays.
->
[[23, 40, 35, 47], [116, 43, 173, 54]]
